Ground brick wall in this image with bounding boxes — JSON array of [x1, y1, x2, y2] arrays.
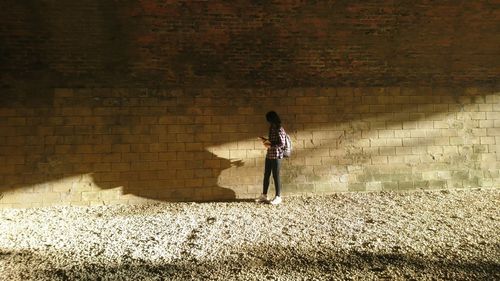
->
[[0, 1, 499, 208], [0, 87, 498, 208], [0, 1, 498, 88]]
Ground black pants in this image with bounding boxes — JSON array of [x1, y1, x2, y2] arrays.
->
[[263, 158, 281, 196]]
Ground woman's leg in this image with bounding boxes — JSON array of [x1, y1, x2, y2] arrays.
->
[[263, 158, 272, 194], [271, 159, 281, 196]]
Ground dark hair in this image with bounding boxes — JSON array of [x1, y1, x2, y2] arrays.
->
[[266, 111, 281, 126]]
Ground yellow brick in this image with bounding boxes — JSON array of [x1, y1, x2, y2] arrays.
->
[[378, 147, 395, 156], [62, 192, 82, 201], [237, 141, 255, 150], [371, 156, 387, 164], [470, 112, 486, 120], [0, 203, 14, 209], [405, 155, 420, 164], [417, 121, 434, 129], [305, 157, 322, 166], [388, 155, 405, 163], [79, 181, 95, 192], [394, 130, 411, 138], [450, 137, 465, 145], [426, 129, 441, 138], [433, 137, 450, 145], [11, 203, 36, 209], [101, 190, 120, 200], [403, 138, 418, 147], [487, 128, 500, 136], [311, 148, 329, 157], [357, 139, 370, 147], [42, 193, 61, 203], [386, 138, 402, 147], [377, 130, 394, 138], [412, 146, 427, 155], [89, 201, 104, 206], [361, 130, 373, 139], [471, 128, 486, 137], [82, 191, 100, 201], [410, 130, 427, 138], [52, 183, 72, 193], [481, 137, 495, 144], [295, 131, 313, 140], [311, 114, 328, 123], [366, 181, 382, 191], [229, 150, 247, 159], [427, 146, 443, 154], [312, 130, 343, 139], [443, 146, 458, 154], [2, 193, 38, 204], [247, 149, 265, 158], [370, 121, 386, 129], [102, 200, 125, 206], [486, 112, 500, 119], [370, 139, 386, 147], [68, 201, 88, 207], [402, 122, 417, 129], [287, 156, 304, 165], [478, 104, 493, 111]]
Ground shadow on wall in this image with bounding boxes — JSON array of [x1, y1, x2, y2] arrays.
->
[[0, 87, 496, 205], [0, 89, 254, 203], [4, 155, 239, 203], [99, 150, 240, 202], [0, 148, 239, 203], [213, 87, 497, 193], [1, 245, 498, 280]]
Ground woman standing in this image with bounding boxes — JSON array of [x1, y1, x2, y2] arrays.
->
[[256, 111, 287, 205]]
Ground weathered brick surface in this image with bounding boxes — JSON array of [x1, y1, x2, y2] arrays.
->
[[0, 1, 499, 88], [0, 87, 498, 208], [1, 1, 499, 208]]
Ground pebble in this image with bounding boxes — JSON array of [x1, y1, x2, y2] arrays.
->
[[0, 189, 498, 280]]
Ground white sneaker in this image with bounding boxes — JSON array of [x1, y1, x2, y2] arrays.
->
[[270, 196, 282, 205], [255, 194, 268, 203]]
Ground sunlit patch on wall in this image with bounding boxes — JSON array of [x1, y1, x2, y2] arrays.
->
[[0, 174, 125, 208]]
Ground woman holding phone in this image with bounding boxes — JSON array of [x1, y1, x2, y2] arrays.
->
[[256, 111, 287, 205]]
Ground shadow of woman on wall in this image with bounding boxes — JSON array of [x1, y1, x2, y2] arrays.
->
[[89, 150, 240, 203], [0, 90, 245, 204]]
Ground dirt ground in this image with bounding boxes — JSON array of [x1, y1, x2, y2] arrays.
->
[[0, 188, 499, 280]]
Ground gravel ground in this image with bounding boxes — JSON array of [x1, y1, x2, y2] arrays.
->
[[0, 188, 499, 280]]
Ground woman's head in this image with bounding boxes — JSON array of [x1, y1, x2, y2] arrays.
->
[[266, 111, 281, 126]]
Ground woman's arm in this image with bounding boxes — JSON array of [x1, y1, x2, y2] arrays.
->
[[270, 128, 286, 149]]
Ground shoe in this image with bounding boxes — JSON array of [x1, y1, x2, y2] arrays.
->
[[255, 194, 268, 203], [269, 196, 282, 205]]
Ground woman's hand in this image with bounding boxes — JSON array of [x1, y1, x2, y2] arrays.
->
[[259, 137, 271, 148], [263, 140, 271, 148]]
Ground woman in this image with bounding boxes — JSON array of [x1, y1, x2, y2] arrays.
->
[[256, 111, 287, 205]]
